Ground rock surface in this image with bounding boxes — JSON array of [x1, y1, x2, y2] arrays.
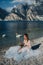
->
[[0, 8, 9, 20], [0, 37, 43, 65], [4, 13, 22, 21], [0, 3, 43, 21]]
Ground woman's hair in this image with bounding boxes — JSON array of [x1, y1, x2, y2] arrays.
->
[[24, 33, 29, 41]]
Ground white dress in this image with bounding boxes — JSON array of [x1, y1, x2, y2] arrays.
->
[[4, 40, 41, 62]]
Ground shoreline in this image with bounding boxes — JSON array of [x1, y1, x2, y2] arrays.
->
[[0, 37, 43, 65]]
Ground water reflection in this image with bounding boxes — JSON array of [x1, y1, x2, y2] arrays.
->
[[0, 21, 43, 48]]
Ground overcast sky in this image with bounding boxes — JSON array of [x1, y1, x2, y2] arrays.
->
[[0, 0, 35, 12]]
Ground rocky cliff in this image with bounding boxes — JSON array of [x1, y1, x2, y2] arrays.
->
[[0, 3, 43, 21], [0, 8, 9, 20], [4, 13, 23, 21]]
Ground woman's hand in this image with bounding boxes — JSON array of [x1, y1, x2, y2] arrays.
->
[[24, 40, 31, 49]]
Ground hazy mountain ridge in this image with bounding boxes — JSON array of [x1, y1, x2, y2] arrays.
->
[[0, 8, 9, 20], [0, 3, 43, 21]]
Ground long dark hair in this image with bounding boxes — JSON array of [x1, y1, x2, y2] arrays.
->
[[24, 33, 29, 41]]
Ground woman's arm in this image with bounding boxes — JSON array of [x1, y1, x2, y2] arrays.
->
[[19, 43, 24, 48], [27, 40, 31, 48], [18, 43, 24, 52]]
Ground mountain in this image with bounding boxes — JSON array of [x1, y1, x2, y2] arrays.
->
[[12, 3, 29, 20], [4, 13, 23, 21], [27, 5, 43, 21], [0, 3, 43, 21], [11, 3, 43, 21], [4, 3, 29, 21], [36, 3, 43, 15], [0, 8, 9, 20]]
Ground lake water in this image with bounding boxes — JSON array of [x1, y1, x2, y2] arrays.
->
[[0, 21, 43, 48]]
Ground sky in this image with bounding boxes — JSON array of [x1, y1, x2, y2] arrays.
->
[[0, 0, 36, 12]]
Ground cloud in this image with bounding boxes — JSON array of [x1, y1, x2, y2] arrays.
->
[[11, 0, 35, 5], [10, 0, 22, 3], [0, 0, 35, 12]]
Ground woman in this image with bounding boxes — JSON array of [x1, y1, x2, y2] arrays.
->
[[18, 34, 31, 52], [5, 34, 31, 61], [23, 34, 31, 48]]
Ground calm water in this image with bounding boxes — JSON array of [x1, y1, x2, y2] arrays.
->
[[0, 21, 43, 48]]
